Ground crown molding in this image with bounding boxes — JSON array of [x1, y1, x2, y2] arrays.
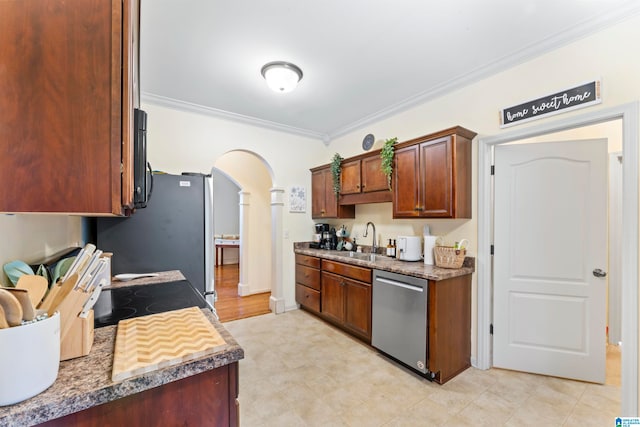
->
[[327, 1, 640, 141], [143, 2, 640, 146], [141, 92, 329, 142]]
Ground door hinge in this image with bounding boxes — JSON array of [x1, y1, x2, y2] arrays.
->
[[490, 244, 494, 255], [490, 324, 494, 335], [491, 165, 495, 175]]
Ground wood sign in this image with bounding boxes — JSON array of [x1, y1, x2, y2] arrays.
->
[[500, 80, 601, 128]]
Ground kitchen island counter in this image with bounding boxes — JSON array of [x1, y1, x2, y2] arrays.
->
[[294, 242, 474, 281], [0, 279, 243, 427]]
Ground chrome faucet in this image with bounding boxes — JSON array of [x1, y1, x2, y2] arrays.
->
[[363, 222, 377, 254]]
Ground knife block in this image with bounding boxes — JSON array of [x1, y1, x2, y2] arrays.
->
[[60, 310, 94, 361]]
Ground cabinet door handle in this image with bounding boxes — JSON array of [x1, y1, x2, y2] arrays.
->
[[357, 184, 360, 189], [340, 281, 346, 287]]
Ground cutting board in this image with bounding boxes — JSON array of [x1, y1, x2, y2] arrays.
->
[[112, 307, 227, 382]]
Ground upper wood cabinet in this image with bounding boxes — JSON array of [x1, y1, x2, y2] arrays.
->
[[338, 152, 392, 205], [0, 0, 139, 215], [311, 166, 355, 219], [339, 160, 361, 195], [393, 127, 476, 219]]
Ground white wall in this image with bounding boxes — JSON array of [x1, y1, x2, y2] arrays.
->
[[212, 169, 241, 265], [143, 14, 640, 362], [0, 215, 82, 285], [212, 169, 240, 236]]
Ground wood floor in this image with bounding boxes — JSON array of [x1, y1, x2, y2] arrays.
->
[[214, 263, 271, 323]]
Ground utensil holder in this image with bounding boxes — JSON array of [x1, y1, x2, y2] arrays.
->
[[60, 310, 94, 361], [0, 313, 60, 406]]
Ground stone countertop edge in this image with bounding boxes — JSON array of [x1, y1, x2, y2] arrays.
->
[[294, 242, 475, 281], [0, 304, 244, 427]]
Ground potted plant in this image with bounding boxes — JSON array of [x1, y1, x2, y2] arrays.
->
[[381, 137, 397, 190], [330, 153, 343, 195]]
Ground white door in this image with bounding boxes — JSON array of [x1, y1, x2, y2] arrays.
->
[[493, 139, 607, 383]]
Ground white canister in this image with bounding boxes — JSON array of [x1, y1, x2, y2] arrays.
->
[[0, 313, 60, 406], [424, 235, 438, 265]]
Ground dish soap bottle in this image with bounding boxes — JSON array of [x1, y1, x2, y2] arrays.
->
[[386, 239, 393, 256]]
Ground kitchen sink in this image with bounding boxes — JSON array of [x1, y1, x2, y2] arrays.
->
[[335, 251, 387, 262]]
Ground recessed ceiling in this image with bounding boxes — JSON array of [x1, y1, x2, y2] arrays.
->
[[140, 0, 640, 142]]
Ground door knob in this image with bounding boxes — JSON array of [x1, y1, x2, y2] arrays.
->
[[592, 269, 607, 278]]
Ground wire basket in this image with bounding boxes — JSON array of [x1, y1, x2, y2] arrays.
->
[[434, 246, 466, 269]]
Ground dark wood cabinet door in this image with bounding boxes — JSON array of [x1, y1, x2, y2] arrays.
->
[[311, 169, 326, 218], [41, 363, 239, 426], [340, 159, 361, 195], [295, 264, 321, 291], [361, 155, 389, 193], [321, 272, 345, 324], [296, 283, 321, 313], [428, 275, 471, 384], [344, 279, 371, 341], [0, 0, 136, 215], [322, 167, 339, 217], [420, 136, 453, 217], [393, 145, 421, 218], [311, 166, 355, 219], [322, 259, 372, 283]]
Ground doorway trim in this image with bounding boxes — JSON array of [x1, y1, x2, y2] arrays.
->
[[609, 151, 624, 345], [477, 102, 639, 415]]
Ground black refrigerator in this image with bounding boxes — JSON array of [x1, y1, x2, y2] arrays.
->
[[96, 173, 214, 304]]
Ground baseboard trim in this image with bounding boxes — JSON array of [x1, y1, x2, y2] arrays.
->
[[269, 296, 285, 314]]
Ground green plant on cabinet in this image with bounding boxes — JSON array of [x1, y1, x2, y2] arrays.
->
[[381, 137, 397, 190], [331, 153, 343, 195]]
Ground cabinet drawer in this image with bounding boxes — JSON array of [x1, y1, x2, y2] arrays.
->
[[295, 254, 321, 269], [295, 264, 321, 290], [295, 284, 320, 312], [321, 260, 372, 283]]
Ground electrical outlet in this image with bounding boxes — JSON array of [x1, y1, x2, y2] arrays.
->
[[283, 230, 289, 239]]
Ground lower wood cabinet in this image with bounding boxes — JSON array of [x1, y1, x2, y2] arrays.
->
[[320, 260, 372, 342], [294, 254, 321, 313], [295, 255, 372, 342], [428, 274, 471, 384], [295, 283, 320, 313], [321, 271, 371, 342], [293, 251, 470, 384], [40, 363, 239, 426]]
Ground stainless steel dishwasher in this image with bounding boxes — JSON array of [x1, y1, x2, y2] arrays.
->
[[371, 269, 430, 376]]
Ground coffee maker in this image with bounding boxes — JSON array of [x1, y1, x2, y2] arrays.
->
[[312, 223, 330, 249]]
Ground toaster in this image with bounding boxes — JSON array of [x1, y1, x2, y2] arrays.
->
[[396, 236, 422, 261]]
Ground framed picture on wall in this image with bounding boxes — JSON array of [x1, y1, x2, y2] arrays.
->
[[289, 186, 306, 213]]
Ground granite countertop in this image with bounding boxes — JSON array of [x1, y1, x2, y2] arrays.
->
[[294, 242, 474, 281], [0, 275, 244, 427]]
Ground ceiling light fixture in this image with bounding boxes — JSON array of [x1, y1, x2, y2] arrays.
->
[[261, 61, 303, 93]]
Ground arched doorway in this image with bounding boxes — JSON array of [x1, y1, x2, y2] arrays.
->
[[212, 150, 284, 320]]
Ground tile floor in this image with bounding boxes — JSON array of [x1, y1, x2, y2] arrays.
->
[[224, 310, 621, 427]]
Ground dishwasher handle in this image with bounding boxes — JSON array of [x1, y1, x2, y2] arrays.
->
[[376, 277, 424, 292]]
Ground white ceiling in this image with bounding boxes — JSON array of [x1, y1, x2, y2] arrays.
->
[[140, 0, 640, 142]]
